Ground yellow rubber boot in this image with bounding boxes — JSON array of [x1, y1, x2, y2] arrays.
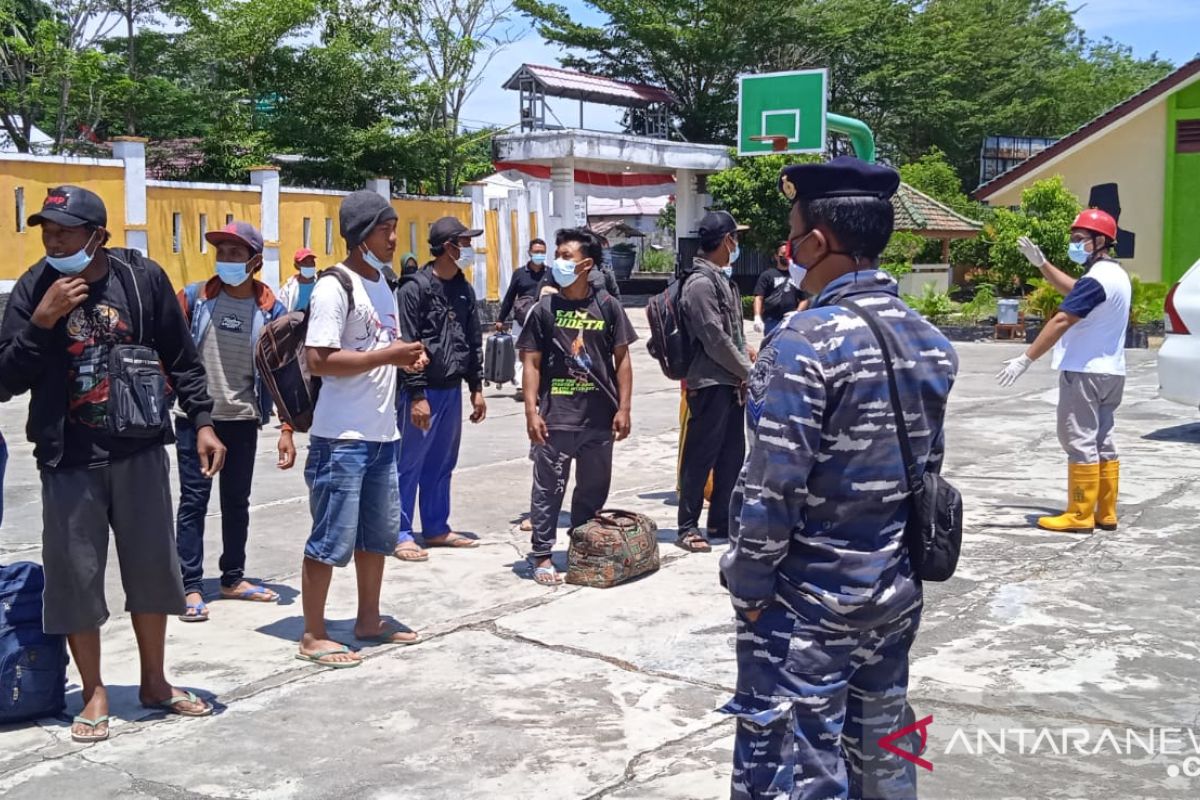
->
[[1097, 461, 1120, 531], [1038, 463, 1100, 533]]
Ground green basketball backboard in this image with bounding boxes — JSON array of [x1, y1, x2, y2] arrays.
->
[[737, 69, 828, 156]]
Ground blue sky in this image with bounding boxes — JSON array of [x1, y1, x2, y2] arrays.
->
[[461, 0, 1200, 134]]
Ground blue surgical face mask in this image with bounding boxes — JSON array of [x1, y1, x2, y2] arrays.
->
[[360, 244, 390, 272], [299, 266, 317, 279], [1067, 241, 1089, 265], [552, 258, 580, 287], [531, 253, 546, 265], [788, 262, 808, 289], [45, 230, 99, 275], [216, 260, 251, 286], [721, 266, 733, 279], [729, 242, 741, 264]]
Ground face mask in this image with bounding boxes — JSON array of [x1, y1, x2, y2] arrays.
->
[[729, 239, 741, 265], [360, 244, 390, 272], [456, 246, 475, 270], [216, 260, 251, 286], [1067, 241, 1090, 265], [551, 258, 580, 287], [299, 266, 317, 279], [45, 231, 98, 275], [531, 253, 546, 265], [721, 266, 733, 279], [788, 262, 808, 289]]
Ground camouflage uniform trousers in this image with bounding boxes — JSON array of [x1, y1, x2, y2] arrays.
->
[[722, 600, 922, 800]]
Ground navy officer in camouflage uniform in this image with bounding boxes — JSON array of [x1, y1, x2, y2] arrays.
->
[[719, 157, 959, 800]]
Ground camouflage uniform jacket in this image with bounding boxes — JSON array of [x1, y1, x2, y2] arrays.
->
[[720, 270, 958, 628]]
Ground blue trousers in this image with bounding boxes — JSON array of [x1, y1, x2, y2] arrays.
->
[[722, 601, 922, 800], [396, 386, 463, 544]]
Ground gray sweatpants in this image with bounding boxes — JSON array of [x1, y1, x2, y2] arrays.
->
[[529, 428, 613, 559], [41, 446, 186, 634], [1057, 370, 1125, 464]]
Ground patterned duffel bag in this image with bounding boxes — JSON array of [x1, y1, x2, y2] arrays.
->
[[565, 510, 660, 588]]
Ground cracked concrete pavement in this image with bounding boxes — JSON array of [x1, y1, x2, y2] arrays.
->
[[2, 310, 1200, 799]]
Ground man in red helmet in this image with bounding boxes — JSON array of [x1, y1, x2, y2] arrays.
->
[[997, 208, 1130, 533]]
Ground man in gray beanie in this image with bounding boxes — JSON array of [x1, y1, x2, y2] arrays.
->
[[297, 190, 428, 668]]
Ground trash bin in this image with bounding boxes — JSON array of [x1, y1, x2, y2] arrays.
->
[[997, 299, 1020, 325]]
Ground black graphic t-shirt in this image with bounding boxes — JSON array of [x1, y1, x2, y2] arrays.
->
[[754, 267, 803, 322], [517, 291, 637, 431], [60, 270, 150, 468]]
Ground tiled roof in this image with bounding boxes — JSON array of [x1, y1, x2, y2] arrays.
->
[[503, 64, 677, 108], [893, 183, 983, 237], [974, 58, 1200, 199]]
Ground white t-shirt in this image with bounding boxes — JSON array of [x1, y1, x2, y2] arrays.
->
[[305, 264, 400, 441], [1052, 258, 1131, 377]]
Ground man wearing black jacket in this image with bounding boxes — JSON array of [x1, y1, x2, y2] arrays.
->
[[393, 216, 488, 558], [0, 186, 223, 742]]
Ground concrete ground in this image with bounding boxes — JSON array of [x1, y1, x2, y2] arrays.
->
[[2, 310, 1199, 799]]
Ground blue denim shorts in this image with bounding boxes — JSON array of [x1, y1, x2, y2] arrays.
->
[[304, 436, 400, 567]]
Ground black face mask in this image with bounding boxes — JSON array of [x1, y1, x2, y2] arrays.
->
[[789, 230, 855, 274]]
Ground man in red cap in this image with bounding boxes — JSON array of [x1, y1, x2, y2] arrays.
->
[[997, 208, 1131, 533], [279, 247, 318, 312]]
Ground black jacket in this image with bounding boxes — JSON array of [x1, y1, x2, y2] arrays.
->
[[396, 265, 484, 395], [0, 248, 214, 469], [497, 262, 547, 323]]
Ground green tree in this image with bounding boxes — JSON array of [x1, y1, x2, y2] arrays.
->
[[0, 0, 58, 151], [984, 175, 1080, 294]]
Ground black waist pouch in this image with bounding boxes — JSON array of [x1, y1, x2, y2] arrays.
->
[[106, 344, 169, 438]]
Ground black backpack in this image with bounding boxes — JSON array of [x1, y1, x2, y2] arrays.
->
[[254, 267, 354, 433], [646, 265, 724, 381]]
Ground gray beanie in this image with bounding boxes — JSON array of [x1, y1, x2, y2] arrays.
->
[[340, 190, 399, 250]]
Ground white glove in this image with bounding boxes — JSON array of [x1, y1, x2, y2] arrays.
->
[[1017, 236, 1046, 268], [996, 354, 1033, 388], [752, 317, 764, 333]]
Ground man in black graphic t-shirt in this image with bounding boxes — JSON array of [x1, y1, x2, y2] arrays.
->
[[518, 228, 636, 586]]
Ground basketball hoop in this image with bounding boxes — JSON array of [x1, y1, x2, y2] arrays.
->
[[750, 135, 790, 152]]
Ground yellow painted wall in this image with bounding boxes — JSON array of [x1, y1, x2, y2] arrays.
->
[[984, 102, 1168, 281], [0, 160, 126, 280], [146, 186, 261, 287], [279, 192, 347, 272]]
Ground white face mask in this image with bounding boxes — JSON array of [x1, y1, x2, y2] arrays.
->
[[456, 246, 475, 270], [788, 262, 808, 289]]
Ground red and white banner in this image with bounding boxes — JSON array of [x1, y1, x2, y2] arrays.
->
[[493, 161, 676, 200]]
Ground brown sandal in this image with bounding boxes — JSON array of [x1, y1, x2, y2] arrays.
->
[[393, 543, 430, 562], [676, 531, 712, 553]]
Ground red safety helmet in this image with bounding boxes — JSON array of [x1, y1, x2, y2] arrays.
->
[[1071, 208, 1118, 241]]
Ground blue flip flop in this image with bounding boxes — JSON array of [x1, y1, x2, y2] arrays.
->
[[71, 715, 110, 743], [221, 585, 278, 603], [178, 600, 209, 622]]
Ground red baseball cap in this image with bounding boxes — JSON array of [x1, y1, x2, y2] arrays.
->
[[294, 247, 317, 263]]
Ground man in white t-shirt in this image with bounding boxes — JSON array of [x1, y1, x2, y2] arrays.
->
[[997, 208, 1131, 534], [297, 190, 427, 669]]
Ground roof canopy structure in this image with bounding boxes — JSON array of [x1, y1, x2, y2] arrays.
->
[[504, 64, 676, 139], [893, 183, 982, 239]]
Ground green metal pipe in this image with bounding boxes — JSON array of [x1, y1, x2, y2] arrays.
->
[[826, 113, 876, 164]]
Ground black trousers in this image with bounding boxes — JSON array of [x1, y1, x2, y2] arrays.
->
[[529, 428, 614, 559], [678, 385, 746, 538]]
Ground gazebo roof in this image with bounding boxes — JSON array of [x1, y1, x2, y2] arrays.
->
[[893, 183, 983, 239], [502, 64, 677, 109]]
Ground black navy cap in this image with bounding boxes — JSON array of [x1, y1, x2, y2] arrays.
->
[[697, 210, 749, 241], [779, 156, 900, 203], [29, 185, 107, 228], [428, 216, 483, 248]]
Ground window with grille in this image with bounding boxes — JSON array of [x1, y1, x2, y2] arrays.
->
[[199, 214, 208, 253], [325, 218, 333, 255], [15, 187, 24, 232], [172, 213, 182, 253], [1177, 119, 1200, 154], [303, 217, 312, 249]]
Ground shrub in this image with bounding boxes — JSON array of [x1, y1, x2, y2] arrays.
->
[[1022, 279, 1063, 322], [640, 248, 674, 274], [742, 295, 755, 321], [880, 231, 924, 280], [1130, 277, 1168, 325], [904, 283, 958, 324], [957, 284, 997, 325]]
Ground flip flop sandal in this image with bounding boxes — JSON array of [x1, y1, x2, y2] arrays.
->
[[424, 533, 479, 549], [221, 585, 278, 602], [392, 545, 430, 562], [178, 600, 209, 622], [533, 565, 562, 586], [71, 715, 110, 743], [359, 629, 422, 646], [295, 646, 362, 669], [675, 533, 712, 553], [142, 690, 213, 718]]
